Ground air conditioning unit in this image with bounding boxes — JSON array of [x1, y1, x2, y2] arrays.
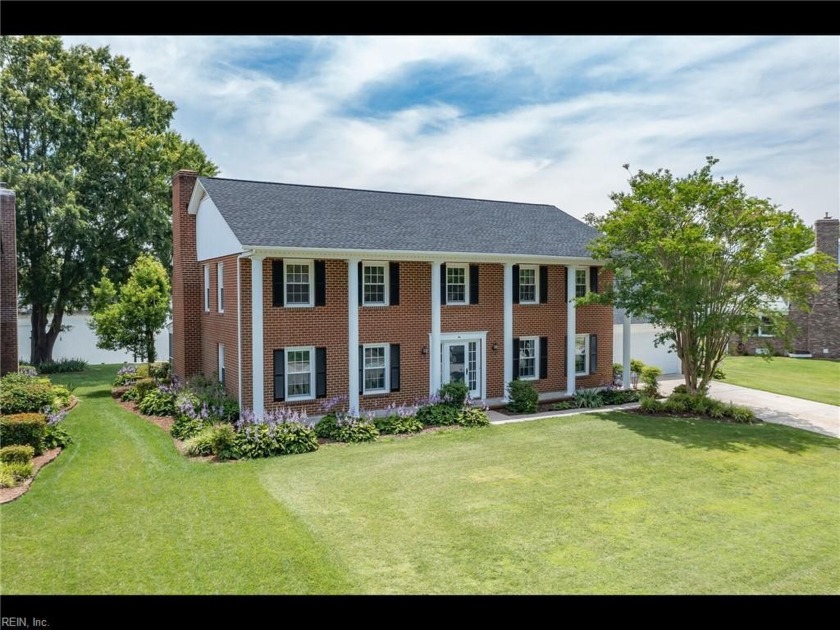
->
[[754, 348, 768, 355]]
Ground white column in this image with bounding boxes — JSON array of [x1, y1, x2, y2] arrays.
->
[[430, 261, 442, 396], [348, 259, 360, 414], [622, 308, 632, 389], [566, 265, 577, 396], [503, 262, 513, 399], [251, 256, 264, 415]]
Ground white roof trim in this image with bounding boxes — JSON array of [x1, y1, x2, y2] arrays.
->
[[244, 245, 606, 266], [187, 180, 207, 215]]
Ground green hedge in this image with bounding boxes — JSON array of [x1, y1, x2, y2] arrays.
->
[[0, 373, 54, 414], [0, 413, 47, 454], [0, 444, 35, 464]]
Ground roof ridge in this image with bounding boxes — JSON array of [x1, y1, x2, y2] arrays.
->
[[199, 176, 559, 209]]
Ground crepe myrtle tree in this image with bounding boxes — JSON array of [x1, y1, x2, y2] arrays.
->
[[0, 36, 217, 364], [583, 157, 834, 394]]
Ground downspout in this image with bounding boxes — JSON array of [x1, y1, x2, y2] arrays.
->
[[237, 252, 248, 411]]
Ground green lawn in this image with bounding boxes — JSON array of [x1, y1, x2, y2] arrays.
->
[[722, 356, 840, 406], [1, 364, 838, 594]]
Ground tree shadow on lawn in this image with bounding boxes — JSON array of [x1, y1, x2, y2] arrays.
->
[[597, 410, 839, 455]]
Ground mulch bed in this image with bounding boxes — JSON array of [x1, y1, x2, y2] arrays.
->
[[495, 399, 579, 416], [114, 398, 175, 433]]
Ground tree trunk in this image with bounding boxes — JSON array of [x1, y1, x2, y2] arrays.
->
[[146, 330, 156, 365], [29, 303, 62, 365]]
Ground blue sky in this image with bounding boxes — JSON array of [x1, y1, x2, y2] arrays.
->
[[64, 36, 839, 227]]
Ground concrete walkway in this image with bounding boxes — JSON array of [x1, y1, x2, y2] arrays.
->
[[488, 376, 839, 439]]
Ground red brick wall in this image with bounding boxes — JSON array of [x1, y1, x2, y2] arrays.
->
[[359, 261, 432, 409], [442, 264, 505, 398], [199, 254, 240, 398], [171, 170, 202, 381], [0, 187, 18, 376], [575, 269, 615, 390]]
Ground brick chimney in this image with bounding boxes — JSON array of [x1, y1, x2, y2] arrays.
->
[[0, 183, 19, 376], [171, 170, 203, 380], [808, 214, 840, 358]]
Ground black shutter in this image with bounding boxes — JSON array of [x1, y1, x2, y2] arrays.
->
[[390, 344, 400, 392], [512, 264, 520, 304], [390, 262, 400, 306], [512, 337, 520, 381], [539, 266, 549, 303], [440, 264, 447, 304], [358, 261, 363, 306], [273, 349, 285, 401], [540, 337, 548, 379], [359, 345, 364, 394], [315, 347, 327, 398], [272, 260, 283, 307], [589, 334, 598, 375], [590, 266, 599, 293], [469, 264, 479, 304], [315, 260, 326, 306]]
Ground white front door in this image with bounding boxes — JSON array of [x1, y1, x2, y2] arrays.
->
[[442, 340, 481, 399]]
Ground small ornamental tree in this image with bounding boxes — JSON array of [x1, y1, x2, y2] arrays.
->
[[587, 157, 835, 394], [90, 254, 170, 364]]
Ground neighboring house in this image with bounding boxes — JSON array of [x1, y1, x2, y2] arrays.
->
[[733, 215, 840, 358], [171, 170, 614, 415], [789, 215, 840, 359]]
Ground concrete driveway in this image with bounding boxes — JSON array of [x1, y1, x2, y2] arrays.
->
[[660, 376, 840, 439]]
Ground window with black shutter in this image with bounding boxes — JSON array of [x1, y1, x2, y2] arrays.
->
[[315, 347, 327, 398], [273, 349, 285, 401], [390, 344, 400, 391]]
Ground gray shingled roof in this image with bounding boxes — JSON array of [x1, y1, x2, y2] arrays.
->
[[199, 177, 601, 258]]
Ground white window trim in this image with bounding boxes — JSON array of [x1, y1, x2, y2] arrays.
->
[[362, 261, 389, 307], [754, 317, 775, 338], [362, 343, 390, 395], [575, 267, 589, 299], [217, 262, 224, 313], [575, 334, 589, 376], [218, 343, 225, 384], [519, 265, 539, 305], [203, 264, 210, 312], [285, 345, 316, 402], [284, 259, 315, 308], [519, 336, 539, 381], [446, 263, 469, 305]]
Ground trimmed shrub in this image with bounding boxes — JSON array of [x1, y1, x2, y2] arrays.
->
[[506, 379, 539, 414], [416, 403, 461, 427], [457, 405, 490, 427], [600, 388, 641, 405], [315, 413, 340, 439], [672, 384, 689, 395], [183, 426, 216, 457], [0, 373, 54, 414], [0, 444, 34, 464], [639, 396, 663, 413], [640, 366, 662, 398], [35, 358, 87, 374], [211, 423, 238, 460], [138, 385, 178, 416], [122, 378, 156, 402], [574, 388, 604, 409], [374, 405, 424, 435], [438, 381, 469, 406], [728, 405, 756, 424], [0, 413, 47, 454], [0, 461, 34, 487], [149, 361, 171, 381], [712, 367, 726, 381]]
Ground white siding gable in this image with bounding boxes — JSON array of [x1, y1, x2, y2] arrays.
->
[[196, 195, 243, 261]]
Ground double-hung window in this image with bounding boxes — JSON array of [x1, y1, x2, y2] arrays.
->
[[575, 334, 589, 375], [519, 337, 538, 380], [446, 264, 468, 304], [285, 260, 313, 307], [519, 266, 538, 304], [575, 268, 588, 298], [752, 316, 775, 337], [362, 344, 389, 394], [362, 263, 388, 306], [285, 347, 315, 401], [217, 262, 224, 313]]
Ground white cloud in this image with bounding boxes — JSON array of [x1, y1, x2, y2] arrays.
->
[[62, 35, 839, 226]]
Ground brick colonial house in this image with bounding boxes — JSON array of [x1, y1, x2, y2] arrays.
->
[[171, 170, 615, 415]]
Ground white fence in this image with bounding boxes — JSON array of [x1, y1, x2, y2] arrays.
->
[[17, 314, 169, 365]]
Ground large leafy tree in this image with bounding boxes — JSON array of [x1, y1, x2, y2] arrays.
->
[[90, 254, 170, 364], [588, 157, 834, 394], [0, 36, 217, 364]]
